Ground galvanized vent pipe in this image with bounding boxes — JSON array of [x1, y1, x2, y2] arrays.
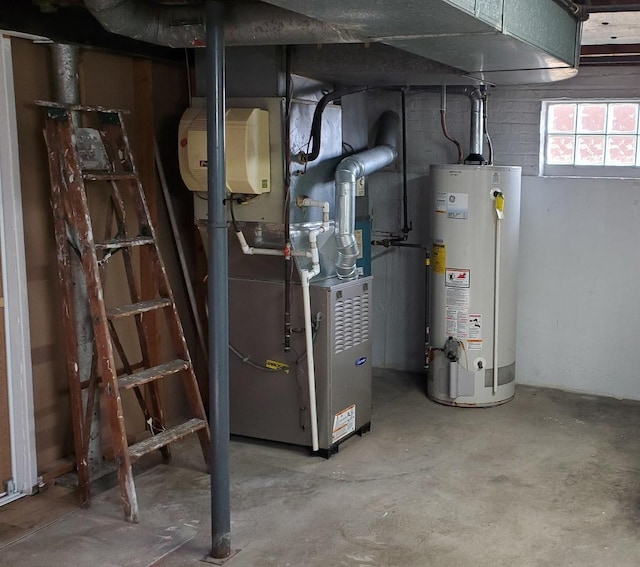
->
[[51, 43, 103, 494], [83, 0, 365, 47], [467, 87, 485, 163], [421, 85, 488, 163], [335, 111, 399, 279]]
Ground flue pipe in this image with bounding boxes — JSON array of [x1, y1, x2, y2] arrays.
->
[[335, 111, 399, 279], [466, 87, 485, 163], [51, 43, 103, 490]]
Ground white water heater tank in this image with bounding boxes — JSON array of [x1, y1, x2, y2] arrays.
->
[[428, 164, 521, 406]]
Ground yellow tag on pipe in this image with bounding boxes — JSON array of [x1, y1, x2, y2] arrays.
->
[[495, 193, 505, 220]]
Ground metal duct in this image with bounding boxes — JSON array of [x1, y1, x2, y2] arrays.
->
[[83, 0, 365, 48], [335, 111, 399, 280], [260, 0, 584, 85]]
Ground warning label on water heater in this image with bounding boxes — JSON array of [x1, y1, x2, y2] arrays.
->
[[445, 269, 470, 288], [445, 287, 470, 310], [446, 308, 469, 339], [468, 314, 483, 350], [435, 192, 447, 214]]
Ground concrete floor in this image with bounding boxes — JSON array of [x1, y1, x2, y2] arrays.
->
[[2, 369, 640, 567]]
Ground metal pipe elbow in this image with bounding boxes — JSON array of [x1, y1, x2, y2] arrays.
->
[[335, 233, 359, 280]]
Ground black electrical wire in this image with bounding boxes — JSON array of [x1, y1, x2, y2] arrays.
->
[[227, 194, 239, 232], [296, 85, 368, 164]]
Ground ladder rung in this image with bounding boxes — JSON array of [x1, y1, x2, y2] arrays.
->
[[106, 298, 172, 320], [128, 418, 207, 460], [118, 359, 189, 390], [82, 172, 137, 181], [95, 236, 154, 250], [36, 100, 130, 114]]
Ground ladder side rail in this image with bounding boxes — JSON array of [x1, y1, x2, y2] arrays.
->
[[43, 120, 90, 507]]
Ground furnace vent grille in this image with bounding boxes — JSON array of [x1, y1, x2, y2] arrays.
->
[[334, 291, 370, 354]]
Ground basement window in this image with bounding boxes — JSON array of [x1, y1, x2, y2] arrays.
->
[[541, 100, 640, 178]]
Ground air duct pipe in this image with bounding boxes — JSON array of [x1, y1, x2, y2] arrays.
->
[[335, 111, 400, 279], [83, 0, 365, 48]]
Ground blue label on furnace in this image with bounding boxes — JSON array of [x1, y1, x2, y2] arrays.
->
[[355, 357, 367, 367]]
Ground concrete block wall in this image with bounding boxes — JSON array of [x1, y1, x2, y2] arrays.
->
[[367, 67, 640, 400]]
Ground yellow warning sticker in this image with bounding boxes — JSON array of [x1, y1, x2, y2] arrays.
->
[[266, 359, 290, 373], [433, 243, 446, 274]]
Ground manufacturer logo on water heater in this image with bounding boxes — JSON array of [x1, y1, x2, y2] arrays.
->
[[355, 357, 368, 367]]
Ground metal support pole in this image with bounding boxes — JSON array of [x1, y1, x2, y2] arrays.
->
[[206, 1, 231, 560]]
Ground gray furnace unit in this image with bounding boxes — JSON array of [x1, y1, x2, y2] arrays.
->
[[229, 276, 372, 457]]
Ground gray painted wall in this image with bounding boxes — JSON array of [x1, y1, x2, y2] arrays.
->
[[365, 66, 640, 400]]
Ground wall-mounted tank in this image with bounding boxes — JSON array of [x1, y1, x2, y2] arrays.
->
[[428, 164, 521, 406]]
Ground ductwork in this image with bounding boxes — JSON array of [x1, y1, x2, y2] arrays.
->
[[260, 0, 585, 85], [335, 111, 399, 280], [82, 0, 365, 48]]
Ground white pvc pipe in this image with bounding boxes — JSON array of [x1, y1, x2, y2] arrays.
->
[[235, 230, 310, 257], [493, 215, 501, 395], [298, 197, 330, 221], [300, 224, 324, 453], [301, 270, 319, 452]]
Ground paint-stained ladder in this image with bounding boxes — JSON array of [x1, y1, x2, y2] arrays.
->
[[38, 100, 210, 523]]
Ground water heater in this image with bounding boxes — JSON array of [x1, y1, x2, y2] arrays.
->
[[428, 164, 521, 406]]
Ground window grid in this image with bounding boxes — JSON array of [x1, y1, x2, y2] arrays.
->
[[545, 102, 640, 168]]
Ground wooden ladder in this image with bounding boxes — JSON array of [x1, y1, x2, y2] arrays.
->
[[39, 101, 210, 523]]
